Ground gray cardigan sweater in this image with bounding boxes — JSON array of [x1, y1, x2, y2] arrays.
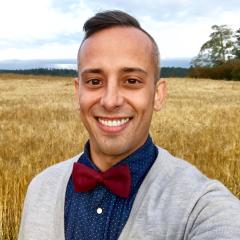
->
[[19, 147, 240, 239]]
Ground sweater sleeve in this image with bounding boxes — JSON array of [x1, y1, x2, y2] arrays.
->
[[186, 181, 240, 240], [18, 156, 79, 240], [18, 173, 58, 240]]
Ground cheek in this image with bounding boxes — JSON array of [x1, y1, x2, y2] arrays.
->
[[78, 91, 97, 112], [127, 90, 154, 111]]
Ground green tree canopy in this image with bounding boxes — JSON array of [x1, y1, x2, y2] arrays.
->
[[233, 28, 240, 59], [192, 25, 234, 67]]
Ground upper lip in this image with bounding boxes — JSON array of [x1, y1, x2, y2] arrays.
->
[[96, 116, 132, 120]]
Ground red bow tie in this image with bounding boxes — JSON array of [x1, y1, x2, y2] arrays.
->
[[72, 162, 131, 198]]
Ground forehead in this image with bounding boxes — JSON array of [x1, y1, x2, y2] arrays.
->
[[78, 27, 154, 74]]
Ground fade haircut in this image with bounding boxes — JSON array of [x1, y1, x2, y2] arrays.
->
[[78, 10, 160, 81]]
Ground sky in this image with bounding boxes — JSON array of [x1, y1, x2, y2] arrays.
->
[[0, 0, 239, 61]]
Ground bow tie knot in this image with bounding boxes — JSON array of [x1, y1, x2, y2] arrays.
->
[[95, 174, 103, 182], [72, 162, 131, 198]]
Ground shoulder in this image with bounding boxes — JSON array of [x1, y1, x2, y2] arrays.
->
[[132, 146, 240, 238], [122, 147, 240, 239], [27, 153, 81, 196], [152, 146, 211, 189], [19, 154, 82, 239], [147, 146, 239, 209]]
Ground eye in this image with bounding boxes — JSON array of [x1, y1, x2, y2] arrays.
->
[[124, 78, 143, 88], [126, 78, 140, 84], [87, 79, 103, 86]]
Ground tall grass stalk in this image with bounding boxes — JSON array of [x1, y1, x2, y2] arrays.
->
[[0, 74, 239, 239]]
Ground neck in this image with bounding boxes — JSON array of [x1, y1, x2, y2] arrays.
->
[[88, 136, 150, 172], [90, 150, 128, 172]]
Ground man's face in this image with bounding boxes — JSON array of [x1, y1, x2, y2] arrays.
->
[[76, 26, 165, 167]]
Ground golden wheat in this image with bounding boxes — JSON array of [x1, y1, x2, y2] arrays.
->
[[0, 74, 239, 239]]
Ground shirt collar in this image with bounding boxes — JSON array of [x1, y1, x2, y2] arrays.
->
[[78, 136, 158, 196]]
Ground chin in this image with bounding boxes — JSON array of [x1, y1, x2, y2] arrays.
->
[[98, 141, 133, 158]]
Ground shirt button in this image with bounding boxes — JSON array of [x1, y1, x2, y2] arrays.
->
[[97, 207, 103, 214]]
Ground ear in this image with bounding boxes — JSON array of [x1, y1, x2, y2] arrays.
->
[[153, 78, 167, 111], [74, 77, 80, 109]]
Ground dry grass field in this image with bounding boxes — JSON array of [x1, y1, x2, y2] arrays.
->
[[0, 74, 240, 239]]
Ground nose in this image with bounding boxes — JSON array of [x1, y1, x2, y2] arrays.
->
[[100, 81, 124, 111]]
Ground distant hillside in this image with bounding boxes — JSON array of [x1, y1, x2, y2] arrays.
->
[[0, 58, 190, 78], [0, 58, 191, 70], [0, 68, 77, 77], [161, 67, 189, 78], [0, 59, 76, 70], [161, 58, 190, 68], [0, 67, 189, 78]]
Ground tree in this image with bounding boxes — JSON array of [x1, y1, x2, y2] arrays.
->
[[233, 28, 240, 59], [192, 25, 234, 67]]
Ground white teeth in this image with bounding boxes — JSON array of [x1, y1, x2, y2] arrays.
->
[[98, 118, 129, 127]]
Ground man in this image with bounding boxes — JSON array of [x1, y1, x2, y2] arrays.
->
[[19, 10, 240, 240]]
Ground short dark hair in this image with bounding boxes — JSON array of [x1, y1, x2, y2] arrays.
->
[[78, 10, 160, 81]]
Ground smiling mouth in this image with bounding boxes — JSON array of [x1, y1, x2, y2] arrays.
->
[[97, 117, 131, 127]]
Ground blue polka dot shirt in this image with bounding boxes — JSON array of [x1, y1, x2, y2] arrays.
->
[[64, 136, 158, 240]]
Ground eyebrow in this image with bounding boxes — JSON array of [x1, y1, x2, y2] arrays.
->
[[80, 67, 148, 76], [80, 68, 103, 75], [120, 67, 147, 75]]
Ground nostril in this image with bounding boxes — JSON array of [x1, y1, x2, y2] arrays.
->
[[100, 89, 124, 110]]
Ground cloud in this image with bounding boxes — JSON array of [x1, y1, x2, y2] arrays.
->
[[0, 0, 239, 60], [0, 42, 79, 60], [0, 0, 92, 59], [0, 0, 90, 42], [80, 0, 240, 23], [48, 0, 240, 59]]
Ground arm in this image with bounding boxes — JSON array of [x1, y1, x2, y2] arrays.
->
[[187, 181, 240, 240]]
